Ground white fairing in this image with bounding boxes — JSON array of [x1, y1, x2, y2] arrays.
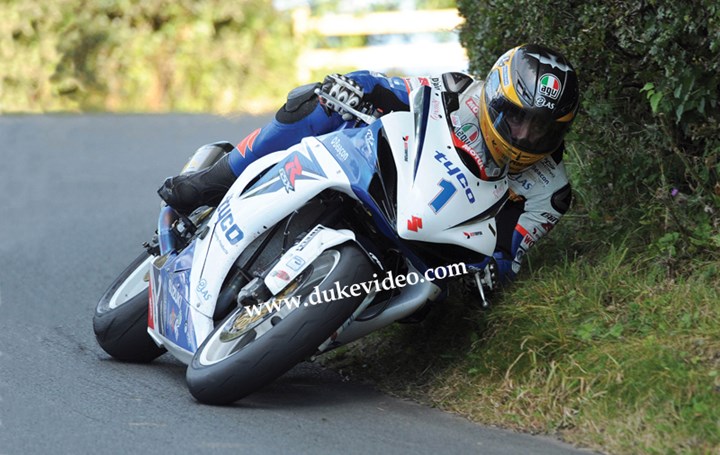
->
[[186, 139, 352, 346], [382, 104, 507, 255]]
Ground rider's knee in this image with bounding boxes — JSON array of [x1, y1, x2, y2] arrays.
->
[[275, 83, 322, 125]]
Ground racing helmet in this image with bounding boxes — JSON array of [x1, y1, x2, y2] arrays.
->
[[479, 44, 579, 173]]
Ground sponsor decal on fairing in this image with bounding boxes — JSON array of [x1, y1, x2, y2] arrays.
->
[[217, 198, 244, 245], [245, 150, 327, 197], [279, 155, 303, 192], [433, 150, 475, 203], [407, 215, 423, 232], [196, 278, 211, 301], [429, 179, 457, 214], [330, 136, 349, 162], [286, 255, 306, 271], [429, 77, 444, 91]]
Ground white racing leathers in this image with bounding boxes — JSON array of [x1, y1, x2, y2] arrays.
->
[[402, 73, 572, 283]]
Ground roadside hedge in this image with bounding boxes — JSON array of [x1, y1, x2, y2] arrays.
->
[[0, 0, 297, 113], [457, 0, 720, 266]]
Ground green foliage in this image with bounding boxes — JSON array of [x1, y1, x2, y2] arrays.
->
[[308, 0, 457, 12], [0, 0, 298, 112], [415, 0, 458, 9], [457, 0, 720, 266]]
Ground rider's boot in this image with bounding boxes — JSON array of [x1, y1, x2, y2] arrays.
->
[[158, 83, 344, 216], [158, 150, 237, 215]]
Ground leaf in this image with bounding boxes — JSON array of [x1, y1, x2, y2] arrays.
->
[[575, 322, 597, 341], [650, 92, 664, 113], [675, 103, 685, 122]]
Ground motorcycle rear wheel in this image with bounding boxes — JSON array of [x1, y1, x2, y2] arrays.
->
[[186, 243, 374, 404], [93, 252, 166, 363]]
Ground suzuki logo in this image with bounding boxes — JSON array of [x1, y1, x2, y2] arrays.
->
[[407, 216, 423, 232]]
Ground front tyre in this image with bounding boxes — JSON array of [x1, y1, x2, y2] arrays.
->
[[186, 243, 375, 405], [93, 252, 166, 363]]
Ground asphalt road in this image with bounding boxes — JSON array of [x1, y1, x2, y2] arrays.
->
[[0, 114, 588, 454]]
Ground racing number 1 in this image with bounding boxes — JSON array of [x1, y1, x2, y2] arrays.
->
[[429, 179, 456, 213]]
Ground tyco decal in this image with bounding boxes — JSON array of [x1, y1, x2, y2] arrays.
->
[[434, 151, 475, 203], [217, 199, 244, 245]]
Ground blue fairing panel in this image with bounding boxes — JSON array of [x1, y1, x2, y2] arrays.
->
[[159, 245, 197, 353], [318, 122, 382, 190]]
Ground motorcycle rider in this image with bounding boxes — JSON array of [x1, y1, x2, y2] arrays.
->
[[158, 44, 579, 296]]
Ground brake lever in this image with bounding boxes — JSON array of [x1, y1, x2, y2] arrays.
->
[[314, 88, 377, 125]]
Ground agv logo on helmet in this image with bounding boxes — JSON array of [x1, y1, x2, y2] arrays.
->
[[539, 74, 561, 99]]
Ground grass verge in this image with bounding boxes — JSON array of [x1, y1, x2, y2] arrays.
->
[[320, 245, 720, 454]]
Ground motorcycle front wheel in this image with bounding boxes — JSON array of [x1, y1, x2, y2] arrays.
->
[[93, 252, 166, 363], [186, 243, 375, 405]]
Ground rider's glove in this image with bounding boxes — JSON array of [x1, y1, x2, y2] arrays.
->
[[319, 73, 367, 121], [465, 252, 517, 308], [483, 252, 516, 291]]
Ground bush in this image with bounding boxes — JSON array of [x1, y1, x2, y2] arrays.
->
[[0, 0, 298, 113], [457, 0, 720, 267]]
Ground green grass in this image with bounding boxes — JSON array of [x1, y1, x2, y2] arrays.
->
[[321, 244, 720, 454]]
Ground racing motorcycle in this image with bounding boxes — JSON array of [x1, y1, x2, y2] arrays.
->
[[93, 85, 509, 405]]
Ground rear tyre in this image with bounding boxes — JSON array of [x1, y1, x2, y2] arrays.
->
[[186, 243, 375, 404], [93, 252, 166, 363]]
